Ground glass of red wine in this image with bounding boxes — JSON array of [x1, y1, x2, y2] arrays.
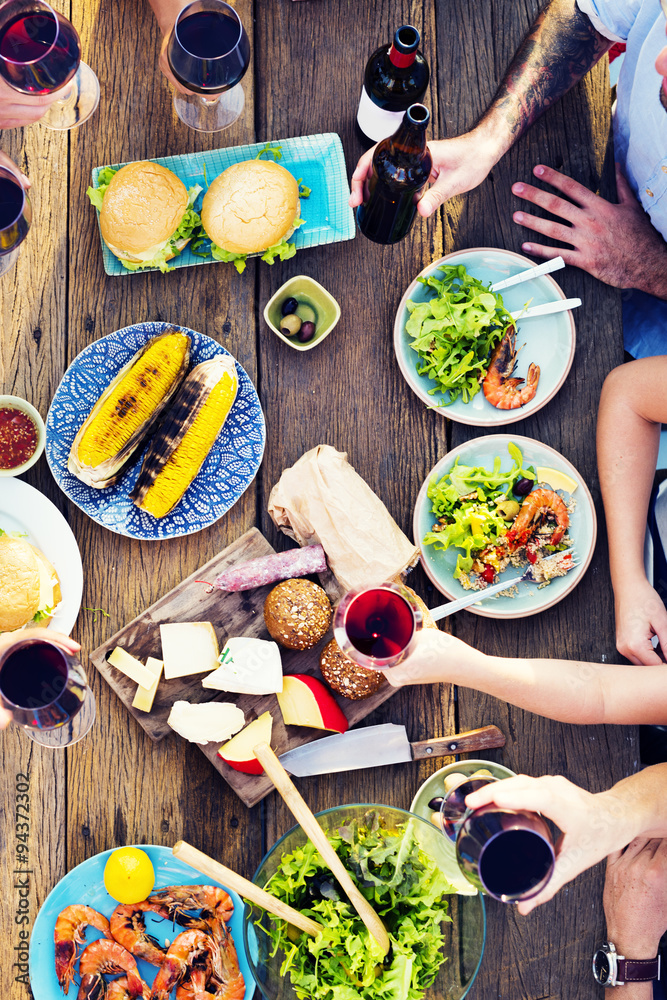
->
[[441, 775, 555, 903], [0, 156, 31, 276], [0, 0, 99, 131], [333, 582, 423, 671], [167, 0, 250, 133], [0, 637, 96, 748]]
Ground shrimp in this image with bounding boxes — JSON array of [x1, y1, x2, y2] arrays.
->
[[506, 488, 569, 550], [78, 939, 146, 1000], [110, 901, 171, 966], [54, 904, 113, 993], [148, 886, 234, 927], [107, 977, 151, 1000], [482, 327, 540, 409], [150, 930, 218, 1000], [175, 953, 213, 1000], [209, 924, 245, 1000]]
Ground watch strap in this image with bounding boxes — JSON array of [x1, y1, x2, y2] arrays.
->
[[617, 956, 661, 983]]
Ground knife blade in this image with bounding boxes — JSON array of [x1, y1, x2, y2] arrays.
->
[[278, 723, 505, 777]]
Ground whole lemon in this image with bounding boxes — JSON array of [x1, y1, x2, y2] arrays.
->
[[103, 847, 155, 904]]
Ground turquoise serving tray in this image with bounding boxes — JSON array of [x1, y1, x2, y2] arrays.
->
[[90, 132, 355, 276]]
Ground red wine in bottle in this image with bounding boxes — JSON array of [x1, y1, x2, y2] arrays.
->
[[356, 25, 429, 147], [356, 104, 432, 245]]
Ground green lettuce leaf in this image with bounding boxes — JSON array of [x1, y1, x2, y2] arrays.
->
[[211, 244, 247, 273], [85, 165, 118, 210]]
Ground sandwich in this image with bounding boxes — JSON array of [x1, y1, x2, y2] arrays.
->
[[0, 533, 61, 633], [86, 161, 202, 273], [201, 158, 303, 273]]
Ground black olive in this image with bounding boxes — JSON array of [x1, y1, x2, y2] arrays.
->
[[428, 796, 445, 811], [298, 321, 316, 343], [303, 872, 343, 902], [514, 477, 534, 497], [281, 296, 299, 317]]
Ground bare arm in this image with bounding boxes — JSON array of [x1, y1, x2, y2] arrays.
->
[[598, 358, 667, 664], [146, 0, 184, 35]]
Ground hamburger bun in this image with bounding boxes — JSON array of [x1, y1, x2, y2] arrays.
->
[[100, 161, 190, 262], [0, 535, 62, 633], [201, 159, 300, 255]]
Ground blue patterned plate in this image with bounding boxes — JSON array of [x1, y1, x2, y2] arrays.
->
[[90, 133, 356, 276], [29, 844, 253, 1000], [45, 322, 265, 539]]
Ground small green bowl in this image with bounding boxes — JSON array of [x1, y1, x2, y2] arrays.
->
[[264, 275, 341, 351], [0, 395, 45, 477]]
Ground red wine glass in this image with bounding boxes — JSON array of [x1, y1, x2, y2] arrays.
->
[[0, 0, 99, 131], [440, 775, 555, 903], [333, 582, 423, 670], [0, 637, 96, 747], [0, 156, 31, 276], [167, 0, 250, 133]]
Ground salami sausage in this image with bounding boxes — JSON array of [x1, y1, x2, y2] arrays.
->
[[212, 544, 327, 592]]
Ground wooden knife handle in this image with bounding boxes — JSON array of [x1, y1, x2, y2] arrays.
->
[[411, 725, 506, 760]]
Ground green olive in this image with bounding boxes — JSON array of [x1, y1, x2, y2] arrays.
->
[[496, 499, 520, 520], [280, 314, 302, 336]]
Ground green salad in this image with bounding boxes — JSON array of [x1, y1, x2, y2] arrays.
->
[[423, 442, 535, 577], [259, 810, 456, 1000], [405, 265, 514, 405]]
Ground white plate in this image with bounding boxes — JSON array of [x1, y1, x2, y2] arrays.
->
[[394, 248, 576, 426], [0, 478, 82, 634], [413, 434, 597, 619]]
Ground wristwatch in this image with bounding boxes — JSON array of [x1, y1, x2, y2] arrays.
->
[[593, 942, 661, 986]]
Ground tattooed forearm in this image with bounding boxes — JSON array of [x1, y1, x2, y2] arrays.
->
[[487, 0, 612, 141]]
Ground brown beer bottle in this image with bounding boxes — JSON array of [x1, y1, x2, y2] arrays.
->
[[356, 104, 432, 245]]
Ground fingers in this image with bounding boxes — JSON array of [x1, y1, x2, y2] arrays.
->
[[348, 147, 375, 208], [0, 705, 12, 729], [615, 164, 636, 206], [512, 181, 581, 225], [416, 176, 453, 218], [531, 164, 597, 207], [519, 241, 578, 265], [513, 209, 577, 247], [0, 151, 29, 189]]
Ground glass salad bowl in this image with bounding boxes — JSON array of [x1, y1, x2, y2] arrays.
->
[[243, 804, 486, 1000]]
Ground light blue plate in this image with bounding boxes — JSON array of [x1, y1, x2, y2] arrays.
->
[[45, 321, 265, 540], [90, 133, 356, 276], [413, 434, 597, 619], [393, 248, 576, 426], [29, 844, 253, 1000]]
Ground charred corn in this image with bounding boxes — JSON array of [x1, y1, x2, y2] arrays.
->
[[130, 354, 238, 518], [68, 328, 191, 489]]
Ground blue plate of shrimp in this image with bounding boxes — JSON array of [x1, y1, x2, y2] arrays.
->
[[393, 248, 576, 427], [413, 433, 597, 619], [29, 845, 254, 1000]]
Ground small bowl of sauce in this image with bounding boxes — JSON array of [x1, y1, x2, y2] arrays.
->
[[0, 396, 45, 477]]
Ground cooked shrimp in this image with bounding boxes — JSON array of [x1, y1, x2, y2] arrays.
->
[[110, 901, 171, 966], [77, 974, 106, 1000], [107, 977, 151, 1000], [482, 328, 540, 409], [78, 939, 146, 999], [506, 488, 569, 550], [175, 953, 212, 1000], [148, 886, 233, 927], [150, 930, 218, 1000], [54, 904, 113, 993], [210, 924, 245, 1000]]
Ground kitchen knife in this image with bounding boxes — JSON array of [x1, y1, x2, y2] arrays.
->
[[278, 723, 505, 777]]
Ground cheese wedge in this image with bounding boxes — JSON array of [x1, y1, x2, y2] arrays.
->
[[167, 700, 245, 745], [160, 622, 219, 680], [202, 637, 283, 695], [132, 656, 164, 713], [108, 647, 156, 688]]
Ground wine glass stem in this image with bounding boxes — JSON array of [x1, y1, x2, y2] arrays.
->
[[54, 80, 76, 106], [200, 93, 221, 106]]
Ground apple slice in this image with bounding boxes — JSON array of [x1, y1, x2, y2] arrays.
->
[[218, 711, 273, 775], [277, 675, 349, 733]]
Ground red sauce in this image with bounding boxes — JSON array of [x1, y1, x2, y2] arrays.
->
[[0, 407, 38, 469]]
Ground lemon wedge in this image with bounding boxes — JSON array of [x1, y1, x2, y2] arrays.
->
[[535, 466, 578, 494], [103, 847, 155, 903]]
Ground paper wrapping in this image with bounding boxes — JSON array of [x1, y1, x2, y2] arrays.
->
[[267, 445, 420, 597]]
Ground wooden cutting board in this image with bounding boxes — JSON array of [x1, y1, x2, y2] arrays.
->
[[89, 528, 398, 807]]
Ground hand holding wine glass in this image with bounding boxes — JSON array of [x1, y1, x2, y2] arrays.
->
[[0, 151, 32, 276], [0, 628, 79, 729], [0, 73, 60, 126]]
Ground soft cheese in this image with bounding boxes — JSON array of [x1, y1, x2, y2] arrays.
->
[[202, 636, 283, 695], [167, 700, 245, 745], [160, 622, 219, 680]]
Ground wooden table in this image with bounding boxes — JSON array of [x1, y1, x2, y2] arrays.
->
[[0, 2, 636, 999]]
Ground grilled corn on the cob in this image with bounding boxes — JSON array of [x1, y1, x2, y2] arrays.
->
[[68, 328, 191, 489], [130, 354, 238, 518]]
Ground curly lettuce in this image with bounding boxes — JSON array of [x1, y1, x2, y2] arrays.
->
[[211, 216, 304, 273]]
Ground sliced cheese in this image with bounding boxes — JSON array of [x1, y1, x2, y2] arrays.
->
[[202, 637, 283, 695], [132, 656, 164, 713], [167, 700, 245, 745], [160, 622, 219, 680], [108, 646, 156, 688]]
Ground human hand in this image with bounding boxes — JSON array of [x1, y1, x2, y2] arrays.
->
[[0, 151, 29, 190], [511, 164, 667, 291], [157, 31, 194, 96], [604, 837, 667, 957], [614, 577, 667, 666], [381, 628, 483, 688], [465, 774, 634, 915], [348, 132, 499, 218], [0, 629, 80, 729], [0, 75, 61, 129]]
